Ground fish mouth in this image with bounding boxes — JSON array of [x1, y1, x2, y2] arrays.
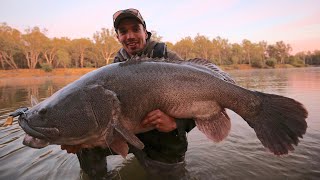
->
[[23, 134, 50, 148], [18, 116, 59, 149]]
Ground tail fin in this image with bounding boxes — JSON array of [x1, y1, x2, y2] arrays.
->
[[246, 91, 308, 155]]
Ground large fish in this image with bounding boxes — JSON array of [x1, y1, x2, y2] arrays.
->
[[17, 58, 308, 157]]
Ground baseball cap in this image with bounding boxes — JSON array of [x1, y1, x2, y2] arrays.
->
[[113, 8, 146, 30]]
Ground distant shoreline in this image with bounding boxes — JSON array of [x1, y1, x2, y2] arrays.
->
[[0, 68, 96, 79], [0, 64, 312, 79]]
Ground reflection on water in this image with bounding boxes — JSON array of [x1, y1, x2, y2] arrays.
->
[[0, 68, 320, 180]]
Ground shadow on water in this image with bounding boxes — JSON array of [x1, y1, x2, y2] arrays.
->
[[0, 68, 320, 179]]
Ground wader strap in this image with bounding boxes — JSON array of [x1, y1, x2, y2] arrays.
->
[[152, 42, 168, 58]]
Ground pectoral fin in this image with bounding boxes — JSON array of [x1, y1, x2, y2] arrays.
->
[[107, 123, 144, 158], [114, 122, 144, 150], [196, 109, 231, 142], [110, 134, 129, 158]]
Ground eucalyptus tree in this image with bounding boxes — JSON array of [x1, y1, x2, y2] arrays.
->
[[295, 51, 307, 64], [258, 41, 268, 65], [276, 41, 291, 64], [172, 36, 194, 59], [70, 38, 93, 68], [0, 23, 21, 69], [310, 50, 320, 65], [242, 39, 254, 65], [42, 37, 71, 68], [212, 36, 229, 65], [21, 27, 48, 69], [193, 34, 212, 60], [54, 37, 72, 68], [230, 43, 243, 65], [267, 41, 291, 64], [93, 28, 120, 65]]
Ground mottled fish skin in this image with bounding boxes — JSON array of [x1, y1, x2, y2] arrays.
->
[[17, 58, 308, 157]]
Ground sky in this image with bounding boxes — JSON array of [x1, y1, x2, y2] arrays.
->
[[0, 0, 319, 54]]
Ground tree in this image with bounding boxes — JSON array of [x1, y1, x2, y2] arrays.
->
[[150, 30, 162, 42], [172, 36, 194, 59], [258, 41, 268, 65], [267, 44, 277, 61], [53, 37, 72, 68], [165, 41, 174, 50], [70, 38, 92, 68], [230, 43, 243, 65], [193, 34, 212, 60], [242, 39, 254, 65], [276, 41, 291, 64], [21, 27, 48, 69], [42, 37, 70, 68], [0, 23, 21, 69], [295, 51, 307, 64], [93, 28, 120, 65], [212, 36, 229, 65], [56, 49, 71, 68], [310, 50, 320, 65], [267, 41, 291, 64]]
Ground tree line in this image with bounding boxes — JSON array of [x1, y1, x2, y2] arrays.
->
[[0, 22, 319, 70]]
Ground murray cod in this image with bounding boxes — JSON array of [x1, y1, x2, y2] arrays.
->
[[16, 58, 308, 157]]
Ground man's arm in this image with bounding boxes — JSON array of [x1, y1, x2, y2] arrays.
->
[[142, 109, 196, 133], [141, 109, 177, 132]]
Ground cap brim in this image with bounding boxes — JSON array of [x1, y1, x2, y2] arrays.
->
[[114, 13, 144, 29]]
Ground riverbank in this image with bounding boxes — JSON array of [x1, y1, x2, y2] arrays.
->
[[0, 64, 304, 78], [0, 68, 96, 78]]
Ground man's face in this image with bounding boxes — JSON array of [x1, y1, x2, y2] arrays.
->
[[116, 18, 148, 56]]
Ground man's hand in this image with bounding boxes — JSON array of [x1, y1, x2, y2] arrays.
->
[[61, 144, 82, 154], [141, 109, 177, 132]]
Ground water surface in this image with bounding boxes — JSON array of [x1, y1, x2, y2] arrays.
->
[[0, 67, 319, 179]]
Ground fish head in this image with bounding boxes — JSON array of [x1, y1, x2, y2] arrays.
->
[[18, 85, 109, 149]]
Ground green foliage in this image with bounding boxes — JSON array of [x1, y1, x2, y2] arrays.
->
[[309, 50, 320, 65], [172, 36, 194, 59], [266, 58, 277, 68], [231, 56, 240, 64], [41, 63, 53, 72], [56, 49, 71, 68], [251, 61, 263, 68], [1, 23, 320, 69], [0, 23, 21, 69], [93, 28, 121, 65], [21, 27, 49, 69], [288, 56, 305, 67], [84, 61, 95, 68]]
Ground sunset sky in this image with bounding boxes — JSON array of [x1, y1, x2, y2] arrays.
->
[[1, 0, 319, 54]]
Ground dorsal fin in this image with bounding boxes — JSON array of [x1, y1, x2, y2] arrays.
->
[[184, 58, 236, 84], [121, 56, 166, 65], [122, 57, 235, 84], [159, 58, 235, 84]]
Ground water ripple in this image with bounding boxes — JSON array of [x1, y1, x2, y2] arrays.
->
[[0, 67, 320, 179]]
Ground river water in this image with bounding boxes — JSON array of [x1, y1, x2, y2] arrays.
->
[[0, 67, 319, 180]]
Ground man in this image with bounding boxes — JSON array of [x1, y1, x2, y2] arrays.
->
[[112, 8, 182, 61], [72, 8, 196, 178]]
